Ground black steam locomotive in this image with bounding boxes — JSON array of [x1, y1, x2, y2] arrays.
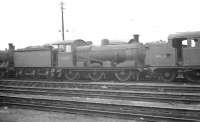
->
[[1, 31, 200, 82]]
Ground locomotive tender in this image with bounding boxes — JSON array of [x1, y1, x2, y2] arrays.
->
[[1, 31, 200, 82]]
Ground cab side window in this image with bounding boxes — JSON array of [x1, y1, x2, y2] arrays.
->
[[182, 39, 196, 48], [65, 45, 71, 53], [57, 44, 72, 53]]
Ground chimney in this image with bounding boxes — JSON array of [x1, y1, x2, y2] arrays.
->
[[9, 43, 15, 51], [133, 34, 139, 42], [101, 39, 109, 46]]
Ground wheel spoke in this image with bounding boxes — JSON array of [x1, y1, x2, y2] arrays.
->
[[184, 71, 200, 82], [88, 71, 104, 81], [64, 70, 80, 80], [114, 70, 132, 82], [160, 70, 177, 82]]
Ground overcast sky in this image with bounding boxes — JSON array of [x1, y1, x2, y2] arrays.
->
[[0, 0, 200, 49]]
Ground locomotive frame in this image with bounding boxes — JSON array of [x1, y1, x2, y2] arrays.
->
[[0, 31, 200, 82]]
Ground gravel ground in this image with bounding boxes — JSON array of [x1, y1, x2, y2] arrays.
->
[[0, 106, 138, 122]]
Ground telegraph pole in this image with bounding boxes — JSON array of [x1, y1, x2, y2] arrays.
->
[[60, 2, 65, 41]]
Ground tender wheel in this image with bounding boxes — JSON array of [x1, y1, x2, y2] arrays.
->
[[114, 70, 132, 82], [64, 70, 80, 80], [88, 71, 104, 81], [160, 70, 177, 82], [184, 70, 200, 82]]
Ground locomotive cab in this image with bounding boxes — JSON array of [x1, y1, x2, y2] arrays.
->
[[145, 31, 200, 82], [169, 32, 200, 66], [52, 39, 88, 67], [168, 31, 200, 82], [53, 42, 73, 67]]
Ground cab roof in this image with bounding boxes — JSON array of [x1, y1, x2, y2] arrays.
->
[[168, 31, 200, 40], [52, 39, 87, 46], [52, 40, 75, 45]]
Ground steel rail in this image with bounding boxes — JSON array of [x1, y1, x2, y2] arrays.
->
[[0, 96, 199, 122], [0, 80, 200, 93], [0, 85, 200, 104], [2, 79, 200, 87]]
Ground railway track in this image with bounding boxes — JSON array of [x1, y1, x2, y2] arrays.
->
[[1, 94, 200, 122], [0, 78, 194, 84], [1, 79, 200, 103], [0, 79, 200, 121], [1, 79, 200, 93], [0, 85, 199, 104]]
